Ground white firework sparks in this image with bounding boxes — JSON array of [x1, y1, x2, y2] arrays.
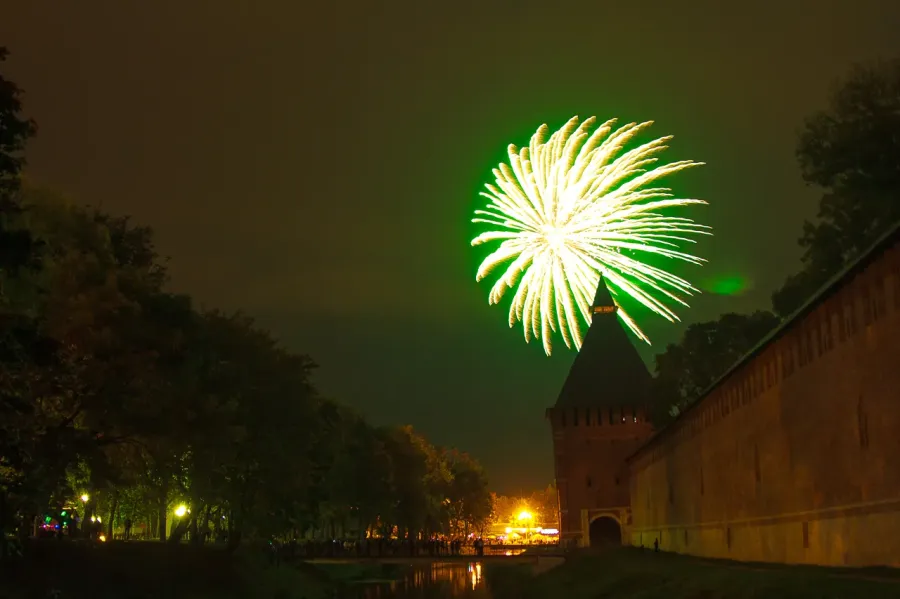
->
[[471, 116, 711, 356]]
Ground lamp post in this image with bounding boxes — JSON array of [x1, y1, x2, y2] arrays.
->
[[172, 504, 188, 540], [80, 494, 89, 537]]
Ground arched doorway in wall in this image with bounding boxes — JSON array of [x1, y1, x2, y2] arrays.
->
[[589, 515, 622, 547]]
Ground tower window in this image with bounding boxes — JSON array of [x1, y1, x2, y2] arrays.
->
[[573, 408, 579, 426], [608, 407, 614, 425], [560, 411, 567, 427], [585, 409, 591, 426], [586, 476, 592, 488]]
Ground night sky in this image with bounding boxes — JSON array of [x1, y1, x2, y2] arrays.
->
[[3, 1, 900, 494]]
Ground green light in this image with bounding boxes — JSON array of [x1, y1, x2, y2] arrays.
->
[[60, 510, 67, 516], [44, 516, 51, 523], [707, 276, 749, 296]]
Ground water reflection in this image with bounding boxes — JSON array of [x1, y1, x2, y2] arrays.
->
[[356, 561, 491, 598]]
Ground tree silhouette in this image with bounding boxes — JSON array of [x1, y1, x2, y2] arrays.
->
[[773, 57, 900, 316]]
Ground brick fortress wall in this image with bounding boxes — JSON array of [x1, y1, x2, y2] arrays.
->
[[548, 405, 653, 544], [628, 240, 900, 567]]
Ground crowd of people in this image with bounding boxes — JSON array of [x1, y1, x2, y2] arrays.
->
[[266, 536, 491, 561]]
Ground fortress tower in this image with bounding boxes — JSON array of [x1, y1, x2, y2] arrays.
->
[[546, 277, 655, 547]]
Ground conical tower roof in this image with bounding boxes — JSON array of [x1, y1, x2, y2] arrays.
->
[[554, 277, 652, 408]]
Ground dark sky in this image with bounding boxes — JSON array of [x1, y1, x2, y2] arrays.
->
[[3, 1, 900, 494]]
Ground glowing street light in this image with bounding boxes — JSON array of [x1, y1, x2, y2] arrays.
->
[[517, 510, 534, 543], [80, 494, 89, 503], [174, 504, 187, 518]]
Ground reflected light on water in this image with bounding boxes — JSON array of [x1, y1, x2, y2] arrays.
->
[[359, 561, 489, 598], [468, 562, 483, 590]]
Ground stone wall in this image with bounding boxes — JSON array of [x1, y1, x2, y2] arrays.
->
[[628, 241, 900, 567], [548, 406, 653, 544]]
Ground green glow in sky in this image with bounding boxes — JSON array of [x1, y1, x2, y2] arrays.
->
[[706, 276, 749, 296]]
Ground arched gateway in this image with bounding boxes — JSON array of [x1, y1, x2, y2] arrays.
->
[[589, 515, 622, 546]]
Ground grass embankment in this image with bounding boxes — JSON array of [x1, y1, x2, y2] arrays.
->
[[487, 548, 900, 599], [0, 540, 369, 599]]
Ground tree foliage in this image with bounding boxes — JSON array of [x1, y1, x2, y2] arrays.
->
[[773, 58, 900, 316], [650, 311, 780, 424], [0, 47, 38, 277], [0, 53, 491, 549], [0, 47, 36, 197], [0, 184, 491, 548]]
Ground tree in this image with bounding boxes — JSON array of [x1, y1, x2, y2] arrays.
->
[[0, 47, 38, 280], [526, 484, 559, 529], [652, 311, 780, 420], [0, 188, 176, 540], [0, 47, 36, 197], [378, 426, 441, 539], [0, 141, 493, 550], [445, 450, 491, 537], [319, 409, 393, 539], [773, 58, 900, 316], [0, 183, 496, 551]]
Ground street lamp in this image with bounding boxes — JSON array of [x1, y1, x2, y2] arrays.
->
[[517, 511, 534, 544], [79, 494, 90, 538], [170, 504, 189, 538]]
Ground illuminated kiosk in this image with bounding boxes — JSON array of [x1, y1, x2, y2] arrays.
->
[[546, 277, 655, 548]]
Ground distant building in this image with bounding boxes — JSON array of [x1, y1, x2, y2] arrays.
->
[[626, 222, 900, 567], [545, 278, 655, 548]]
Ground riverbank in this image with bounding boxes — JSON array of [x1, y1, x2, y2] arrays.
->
[[0, 540, 346, 599], [486, 547, 900, 599]]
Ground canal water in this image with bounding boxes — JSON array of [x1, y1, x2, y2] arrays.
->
[[354, 561, 492, 598]]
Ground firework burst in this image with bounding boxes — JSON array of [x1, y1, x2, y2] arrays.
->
[[471, 116, 710, 355]]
